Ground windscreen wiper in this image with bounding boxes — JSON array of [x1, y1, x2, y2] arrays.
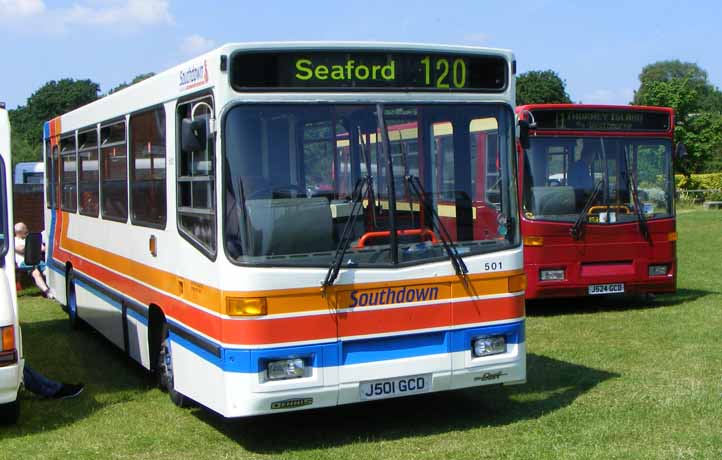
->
[[322, 175, 372, 291], [406, 175, 469, 278], [570, 180, 604, 240], [629, 170, 652, 243]]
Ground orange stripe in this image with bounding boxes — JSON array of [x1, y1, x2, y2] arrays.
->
[[58, 212, 523, 316]]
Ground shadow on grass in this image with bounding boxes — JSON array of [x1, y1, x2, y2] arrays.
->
[[0, 317, 155, 438], [526, 288, 711, 317], [194, 353, 618, 454]]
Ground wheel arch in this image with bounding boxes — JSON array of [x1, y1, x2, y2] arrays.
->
[[147, 304, 166, 373]]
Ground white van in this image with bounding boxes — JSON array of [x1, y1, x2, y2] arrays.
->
[[0, 104, 23, 423]]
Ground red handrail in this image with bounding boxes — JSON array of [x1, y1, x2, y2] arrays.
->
[[356, 228, 438, 248]]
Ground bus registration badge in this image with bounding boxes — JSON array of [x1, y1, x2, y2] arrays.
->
[[588, 283, 625, 295], [360, 374, 431, 400]]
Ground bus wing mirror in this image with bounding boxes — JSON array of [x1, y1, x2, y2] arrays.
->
[[675, 142, 687, 158], [518, 119, 531, 150], [181, 116, 209, 152], [24, 232, 43, 267]]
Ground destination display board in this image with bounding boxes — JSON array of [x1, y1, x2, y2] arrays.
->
[[230, 51, 508, 92], [531, 109, 671, 131]]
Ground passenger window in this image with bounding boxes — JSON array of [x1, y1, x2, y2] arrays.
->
[[60, 135, 78, 212], [78, 128, 99, 217], [177, 96, 215, 255], [130, 107, 166, 228], [100, 121, 128, 221], [45, 140, 54, 209]]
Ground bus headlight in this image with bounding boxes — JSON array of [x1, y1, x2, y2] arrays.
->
[[472, 336, 506, 357], [648, 265, 668, 276], [267, 358, 306, 380], [540, 269, 565, 281]]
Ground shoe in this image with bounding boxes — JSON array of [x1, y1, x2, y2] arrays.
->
[[42, 289, 56, 300], [53, 383, 84, 399]]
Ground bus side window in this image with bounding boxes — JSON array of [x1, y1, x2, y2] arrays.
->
[[45, 140, 54, 209], [176, 96, 216, 256], [60, 135, 77, 213], [130, 106, 166, 228], [78, 128, 99, 217], [100, 121, 128, 222]]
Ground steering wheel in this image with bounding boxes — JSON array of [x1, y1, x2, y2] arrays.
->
[[248, 184, 307, 199]]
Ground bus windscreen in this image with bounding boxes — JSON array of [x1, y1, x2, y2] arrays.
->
[[230, 51, 508, 92]]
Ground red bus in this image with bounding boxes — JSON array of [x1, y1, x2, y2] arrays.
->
[[516, 104, 678, 300]]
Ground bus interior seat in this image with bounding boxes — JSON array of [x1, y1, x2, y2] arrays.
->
[[531, 186, 576, 216], [245, 197, 334, 256]]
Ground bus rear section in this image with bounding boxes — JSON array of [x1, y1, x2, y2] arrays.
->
[[517, 105, 677, 300], [0, 105, 22, 423]]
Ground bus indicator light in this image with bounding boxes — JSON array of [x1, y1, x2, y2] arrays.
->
[[667, 232, 678, 242], [523, 236, 544, 247], [508, 274, 527, 293], [225, 297, 267, 316], [1, 325, 14, 352]]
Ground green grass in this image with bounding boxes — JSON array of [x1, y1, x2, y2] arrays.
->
[[2, 209, 721, 459]]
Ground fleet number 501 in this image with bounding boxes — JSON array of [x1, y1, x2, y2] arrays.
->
[[421, 56, 467, 89]]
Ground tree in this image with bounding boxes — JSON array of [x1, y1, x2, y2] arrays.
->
[[108, 72, 156, 94], [9, 79, 100, 164], [633, 60, 722, 113], [516, 70, 572, 106], [634, 61, 722, 173]]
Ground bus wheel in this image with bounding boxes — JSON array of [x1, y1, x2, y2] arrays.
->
[[0, 399, 20, 424], [157, 324, 191, 408], [66, 268, 80, 329]]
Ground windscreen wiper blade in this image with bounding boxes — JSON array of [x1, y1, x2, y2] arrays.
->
[[629, 170, 652, 243], [570, 180, 604, 240], [322, 176, 371, 291], [406, 175, 468, 278]]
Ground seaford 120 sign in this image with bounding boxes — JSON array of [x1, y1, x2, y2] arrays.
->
[[179, 59, 208, 91], [230, 51, 508, 91], [348, 286, 440, 308]]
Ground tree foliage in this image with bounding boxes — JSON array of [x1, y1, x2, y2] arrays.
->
[[634, 60, 722, 174], [633, 61, 722, 112], [516, 70, 572, 106], [9, 79, 100, 164]]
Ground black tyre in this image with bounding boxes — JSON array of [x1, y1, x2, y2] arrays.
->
[[0, 398, 20, 424], [66, 267, 80, 329], [157, 323, 191, 408]]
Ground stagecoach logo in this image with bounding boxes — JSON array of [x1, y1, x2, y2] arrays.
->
[[271, 398, 314, 410], [179, 59, 209, 90]]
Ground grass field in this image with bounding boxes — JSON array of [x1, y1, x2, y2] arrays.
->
[[2, 209, 721, 459]]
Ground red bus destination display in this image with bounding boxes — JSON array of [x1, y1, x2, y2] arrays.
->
[[230, 51, 508, 92], [531, 109, 671, 131]]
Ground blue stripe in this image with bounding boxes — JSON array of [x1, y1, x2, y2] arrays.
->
[[43, 122, 50, 140], [213, 320, 524, 374], [75, 278, 121, 310], [68, 271, 524, 373]]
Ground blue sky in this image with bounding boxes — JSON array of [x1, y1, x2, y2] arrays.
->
[[1, 0, 720, 110]]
